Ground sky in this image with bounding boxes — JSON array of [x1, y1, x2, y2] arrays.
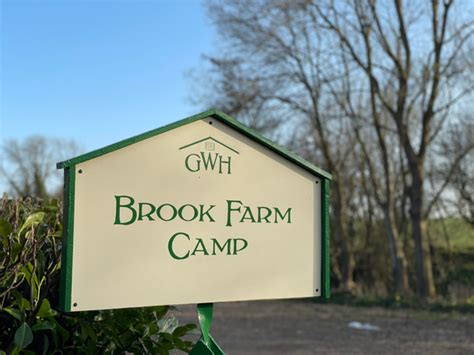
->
[[1, 0, 215, 153]]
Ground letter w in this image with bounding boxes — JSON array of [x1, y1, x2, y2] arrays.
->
[[200, 152, 219, 171]]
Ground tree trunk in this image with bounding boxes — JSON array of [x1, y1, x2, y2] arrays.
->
[[410, 166, 436, 298], [383, 207, 409, 294]]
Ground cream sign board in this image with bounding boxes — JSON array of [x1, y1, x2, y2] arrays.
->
[[57, 110, 331, 312]]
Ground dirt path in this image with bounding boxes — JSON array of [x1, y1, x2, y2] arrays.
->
[[174, 299, 474, 354]]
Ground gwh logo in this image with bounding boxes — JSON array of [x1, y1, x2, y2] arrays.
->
[[179, 137, 239, 175]]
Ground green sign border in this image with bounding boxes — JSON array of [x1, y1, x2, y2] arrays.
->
[[59, 166, 75, 312], [58, 109, 331, 312], [57, 109, 331, 180], [321, 179, 331, 298]]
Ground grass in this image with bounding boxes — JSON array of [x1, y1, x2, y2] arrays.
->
[[429, 218, 474, 288], [429, 218, 474, 251], [317, 218, 474, 313]]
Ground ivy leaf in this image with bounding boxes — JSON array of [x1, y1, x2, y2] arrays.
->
[[14, 322, 33, 349]]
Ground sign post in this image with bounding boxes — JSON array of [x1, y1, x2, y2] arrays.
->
[[57, 109, 331, 353], [189, 303, 223, 354]]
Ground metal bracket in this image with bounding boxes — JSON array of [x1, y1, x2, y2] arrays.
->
[[189, 303, 224, 355]]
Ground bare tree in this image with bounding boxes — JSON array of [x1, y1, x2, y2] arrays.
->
[[325, 34, 411, 294], [0, 136, 81, 198], [315, 0, 473, 297], [203, 0, 362, 291], [189, 57, 283, 134], [199, 0, 473, 297], [436, 116, 474, 225]]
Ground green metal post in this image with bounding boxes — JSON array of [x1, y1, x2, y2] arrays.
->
[[189, 303, 224, 355]]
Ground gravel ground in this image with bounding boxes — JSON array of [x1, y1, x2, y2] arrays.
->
[[174, 299, 474, 355]]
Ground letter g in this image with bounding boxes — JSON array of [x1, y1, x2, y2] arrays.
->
[[185, 153, 201, 172]]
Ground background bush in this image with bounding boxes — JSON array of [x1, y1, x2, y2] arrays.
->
[[0, 196, 196, 354]]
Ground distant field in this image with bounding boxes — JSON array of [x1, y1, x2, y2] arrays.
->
[[429, 218, 474, 251], [429, 218, 474, 295]]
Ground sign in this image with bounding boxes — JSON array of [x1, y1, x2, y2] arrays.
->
[[57, 109, 331, 312]]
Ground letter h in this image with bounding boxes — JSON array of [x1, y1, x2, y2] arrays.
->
[[219, 155, 231, 174]]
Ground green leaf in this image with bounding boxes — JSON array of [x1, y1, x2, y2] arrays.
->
[[51, 318, 70, 343], [37, 251, 46, 280], [173, 337, 186, 350], [21, 262, 33, 282], [80, 323, 88, 341], [37, 299, 57, 318], [148, 323, 159, 335], [32, 320, 55, 332], [11, 242, 23, 261], [21, 263, 39, 300], [0, 218, 13, 237], [14, 322, 33, 349], [19, 212, 45, 235], [3, 307, 24, 322], [172, 323, 196, 338], [160, 332, 174, 344], [43, 205, 58, 213], [12, 294, 31, 311], [2, 236, 8, 252]]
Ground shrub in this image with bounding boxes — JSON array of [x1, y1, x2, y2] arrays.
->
[[0, 196, 195, 354]]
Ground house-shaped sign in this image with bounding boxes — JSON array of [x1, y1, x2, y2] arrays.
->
[[57, 109, 331, 312]]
